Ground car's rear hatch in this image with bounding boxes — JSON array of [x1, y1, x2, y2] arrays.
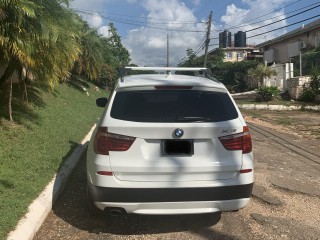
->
[[105, 89, 245, 182]]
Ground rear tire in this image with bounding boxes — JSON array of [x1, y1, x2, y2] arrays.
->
[[87, 183, 104, 216]]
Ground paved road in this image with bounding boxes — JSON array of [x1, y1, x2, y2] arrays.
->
[[34, 124, 320, 240]]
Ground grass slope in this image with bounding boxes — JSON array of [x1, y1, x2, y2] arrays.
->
[[0, 81, 107, 239]]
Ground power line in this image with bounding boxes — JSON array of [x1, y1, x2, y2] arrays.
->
[[214, 0, 234, 16], [210, 2, 320, 42], [72, 7, 200, 24], [222, 0, 275, 26], [74, 9, 205, 33], [193, 34, 207, 53], [246, 3, 320, 33], [247, 14, 320, 39], [226, 1, 318, 31], [188, 26, 207, 51], [195, 0, 211, 17], [224, 0, 302, 29]]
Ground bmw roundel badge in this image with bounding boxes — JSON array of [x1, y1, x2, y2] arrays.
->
[[174, 128, 184, 138]]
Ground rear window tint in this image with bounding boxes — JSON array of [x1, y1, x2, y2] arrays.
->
[[110, 90, 238, 122]]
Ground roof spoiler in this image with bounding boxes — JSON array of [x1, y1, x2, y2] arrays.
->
[[120, 66, 215, 82]]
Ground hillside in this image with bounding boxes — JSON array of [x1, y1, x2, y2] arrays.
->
[[0, 80, 107, 239]]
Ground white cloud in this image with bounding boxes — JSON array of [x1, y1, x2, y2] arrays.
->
[[220, 0, 288, 45], [123, 0, 205, 66], [98, 26, 110, 37], [70, 0, 106, 10], [71, 0, 292, 66], [193, 0, 201, 6], [87, 13, 103, 28], [70, 0, 106, 28]]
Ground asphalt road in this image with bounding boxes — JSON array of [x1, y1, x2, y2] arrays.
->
[[34, 123, 320, 240]]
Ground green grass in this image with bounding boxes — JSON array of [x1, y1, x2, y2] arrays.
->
[[274, 118, 293, 125], [239, 109, 263, 118], [234, 96, 318, 106], [0, 80, 107, 239]]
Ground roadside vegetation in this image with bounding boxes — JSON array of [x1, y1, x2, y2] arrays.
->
[[0, 0, 129, 121], [0, 80, 107, 239], [0, 0, 129, 238], [300, 68, 320, 104], [179, 47, 320, 104]]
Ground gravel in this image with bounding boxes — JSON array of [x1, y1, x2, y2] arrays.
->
[[34, 110, 320, 240]]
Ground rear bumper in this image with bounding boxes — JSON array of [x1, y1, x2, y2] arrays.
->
[[89, 183, 253, 202], [95, 199, 252, 214], [88, 182, 253, 214]]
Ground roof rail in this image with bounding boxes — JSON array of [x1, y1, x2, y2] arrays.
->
[[120, 66, 216, 82], [125, 66, 207, 72]]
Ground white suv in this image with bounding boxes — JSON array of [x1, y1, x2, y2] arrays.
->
[[86, 67, 253, 216]]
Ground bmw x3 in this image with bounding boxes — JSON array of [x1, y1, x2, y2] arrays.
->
[[86, 67, 254, 216]]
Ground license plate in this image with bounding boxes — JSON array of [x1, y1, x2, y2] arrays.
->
[[162, 140, 194, 156]]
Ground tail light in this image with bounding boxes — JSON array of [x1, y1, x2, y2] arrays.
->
[[94, 127, 136, 155], [219, 126, 252, 154]]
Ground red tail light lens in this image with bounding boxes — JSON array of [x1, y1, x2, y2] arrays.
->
[[94, 127, 136, 155], [240, 169, 252, 174], [219, 126, 252, 154]]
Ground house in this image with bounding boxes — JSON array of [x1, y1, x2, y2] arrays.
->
[[209, 30, 262, 63], [257, 18, 320, 64], [209, 46, 262, 63], [257, 18, 320, 99]]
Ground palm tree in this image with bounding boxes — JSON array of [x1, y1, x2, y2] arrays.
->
[[0, 0, 38, 88], [247, 64, 277, 87], [0, 0, 81, 120], [29, 1, 81, 88], [0, 0, 39, 120], [74, 21, 104, 80], [1, 0, 131, 121]]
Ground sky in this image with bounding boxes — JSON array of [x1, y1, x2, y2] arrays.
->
[[70, 0, 320, 66]]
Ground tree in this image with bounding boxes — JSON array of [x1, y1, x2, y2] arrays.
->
[[98, 23, 130, 90], [247, 64, 277, 87], [0, 0, 81, 120], [178, 48, 202, 67], [207, 48, 224, 68], [74, 21, 104, 80], [0, 0, 38, 88], [300, 67, 320, 103], [179, 48, 197, 66], [30, 0, 82, 88], [0, 0, 38, 121], [301, 49, 320, 75], [0, 1, 131, 121], [107, 23, 130, 66]]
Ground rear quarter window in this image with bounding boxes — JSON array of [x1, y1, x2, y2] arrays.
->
[[110, 90, 238, 122]]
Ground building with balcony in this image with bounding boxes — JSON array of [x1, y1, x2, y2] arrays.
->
[[257, 18, 320, 64]]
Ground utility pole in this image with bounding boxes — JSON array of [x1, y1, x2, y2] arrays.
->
[[299, 51, 302, 76], [167, 34, 169, 67], [204, 11, 212, 68]]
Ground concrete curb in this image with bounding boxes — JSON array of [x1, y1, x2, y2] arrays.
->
[[7, 124, 96, 240], [231, 90, 257, 96], [238, 104, 320, 111]]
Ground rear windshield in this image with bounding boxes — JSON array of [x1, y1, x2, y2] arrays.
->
[[110, 90, 238, 122]]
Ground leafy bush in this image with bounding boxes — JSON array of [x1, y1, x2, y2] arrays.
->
[[300, 68, 320, 103], [300, 89, 317, 102], [255, 86, 279, 102]]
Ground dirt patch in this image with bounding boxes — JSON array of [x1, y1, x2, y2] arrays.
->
[[242, 109, 320, 140]]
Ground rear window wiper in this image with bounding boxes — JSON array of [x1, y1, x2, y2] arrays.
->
[[175, 116, 212, 122]]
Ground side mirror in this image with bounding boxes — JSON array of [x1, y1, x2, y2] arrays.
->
[[96, 97, 108, 107]]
